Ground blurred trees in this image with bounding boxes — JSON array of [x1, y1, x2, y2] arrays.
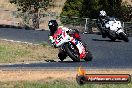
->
[[10, 0, 53, 29], [61, 0, 83, 17], [61, 0, 132, 21]]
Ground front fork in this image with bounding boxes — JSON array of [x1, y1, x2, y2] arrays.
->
[[116, 29, 126, 38], [59, 44, 66, 53]]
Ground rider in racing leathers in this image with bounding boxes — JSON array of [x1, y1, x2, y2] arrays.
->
[[48, 20, 81, 61], [48, 20, 81, 47], [96, 10, 110, 38]]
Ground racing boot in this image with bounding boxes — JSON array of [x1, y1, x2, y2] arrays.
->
[[101, 27, 107, 38], [58, 49, 67, 61]]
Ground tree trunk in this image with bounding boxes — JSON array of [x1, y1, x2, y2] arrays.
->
[[32, 12, 39, 29]]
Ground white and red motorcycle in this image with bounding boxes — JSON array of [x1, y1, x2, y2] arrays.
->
[[53, 29, 92, 62]]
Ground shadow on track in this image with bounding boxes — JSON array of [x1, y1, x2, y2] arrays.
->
[[45, 60, 87, 63], [58, 61, 87, 63], [92, 39, 121, 42]]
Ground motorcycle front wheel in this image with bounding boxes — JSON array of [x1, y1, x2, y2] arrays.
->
[[108, 31, 116, 41], [64, 43, 80, 62], [119, 32, 129, 42], [83, 50, 93, 62]]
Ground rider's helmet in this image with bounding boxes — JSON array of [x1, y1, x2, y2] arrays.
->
[[48, 20, 58, 35], [99, 10, 107, 19]]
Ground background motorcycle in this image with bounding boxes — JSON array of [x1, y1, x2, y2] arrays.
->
[[54, 29, 92, 62], [97, 17, 129, 42]]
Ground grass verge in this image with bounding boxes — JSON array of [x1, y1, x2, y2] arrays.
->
[[0, 70, 131, 88], [0, 79, 131, 88], [0, 40, 58, 63]]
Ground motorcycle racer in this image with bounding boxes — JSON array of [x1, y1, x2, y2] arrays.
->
[[48, 20, 81, 48], [48, 20, 82, 61], [96, 11, 129, 42], [97, 10, 110, 38]]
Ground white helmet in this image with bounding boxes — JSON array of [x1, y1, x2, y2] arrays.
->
[[99, 10, 107, 17]]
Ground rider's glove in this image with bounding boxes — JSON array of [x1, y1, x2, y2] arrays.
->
[[49, 36, 55, 44], [49, 36, 57, 48], [51, 42, 54, 45]]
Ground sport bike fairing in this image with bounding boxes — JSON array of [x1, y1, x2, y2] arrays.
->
[[53, 29, 86, 59], [105, 18, 124, 34]]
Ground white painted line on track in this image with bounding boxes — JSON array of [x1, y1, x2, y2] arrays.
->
[[0, 38, 39, 45]]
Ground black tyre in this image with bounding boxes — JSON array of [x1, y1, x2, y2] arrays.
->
[[108, 31, 116, 41], [65, 43, 80, 62], [120, 32, 129, 42], [84, 51, 93, 62], [109, 36, 116, 41]]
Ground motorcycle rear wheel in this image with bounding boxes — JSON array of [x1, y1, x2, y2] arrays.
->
[[109, 36, 116, 41], [65, 43, 80, 62], [108, 31, 116, 41]]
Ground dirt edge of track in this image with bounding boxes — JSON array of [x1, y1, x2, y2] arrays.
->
[[0, 69, 132, 82]]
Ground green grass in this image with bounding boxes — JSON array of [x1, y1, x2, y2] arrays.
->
[[0, 80, 131, 88], [39, 41, 50, 47], [0, 40, 58, 63], [0, 43, 30, 63]]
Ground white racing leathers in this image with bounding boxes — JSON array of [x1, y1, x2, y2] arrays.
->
[[103, 17, 129, 42]]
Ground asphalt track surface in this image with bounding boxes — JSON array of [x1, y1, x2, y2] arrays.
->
[[0, 28, 132, 69]]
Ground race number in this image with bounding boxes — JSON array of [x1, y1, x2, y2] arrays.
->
[[56, 34, 63, 43]]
